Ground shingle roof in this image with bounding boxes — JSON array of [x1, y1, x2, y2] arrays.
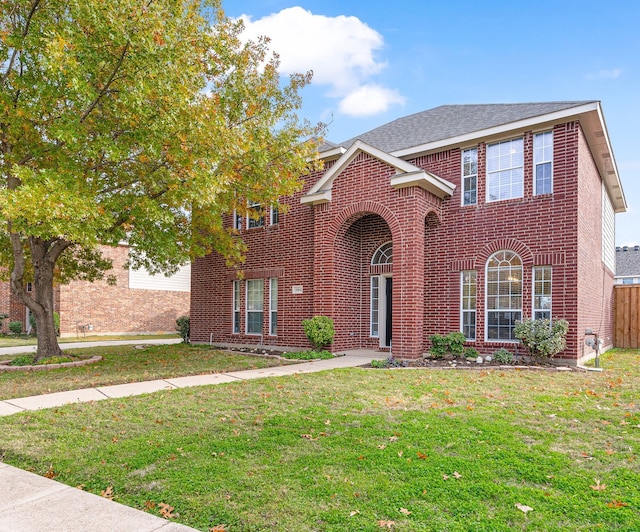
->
[[338, 101, 596, 153], [616, 246, 640, 276]]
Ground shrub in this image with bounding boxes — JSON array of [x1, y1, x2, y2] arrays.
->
[[493, 347, 514, 364], [9, 321, 22, 336], [302, 316, 335, 351], [54, 312, 60, 336], [464, 347, 479, 359], [429, 332, 467, 359], [514, 318, 569, 362], [175, 316, 190, 344]]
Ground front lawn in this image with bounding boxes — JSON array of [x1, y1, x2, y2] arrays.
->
[[0, 349, 639, 531], [0, 343, 292, 400]]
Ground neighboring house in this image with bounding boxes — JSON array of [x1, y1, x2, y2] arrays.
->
[[615, 246, 640, 284], [191, 101, 625, 365], [2, 244, 190, 337]]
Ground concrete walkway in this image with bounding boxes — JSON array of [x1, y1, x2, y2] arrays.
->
[[0, 337, 183, 357], [0, 345, 384, 531]]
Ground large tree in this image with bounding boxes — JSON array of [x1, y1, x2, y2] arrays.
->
[[0, 0, 322, 359]]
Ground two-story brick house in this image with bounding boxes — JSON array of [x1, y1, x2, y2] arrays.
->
[[190, 101, 625, 364]]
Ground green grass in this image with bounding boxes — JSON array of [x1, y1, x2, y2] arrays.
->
[[281, 350, 335, 360], [0, 333, 179, 348], [1, 349, 639, 531], [0, 343, 294, 400]]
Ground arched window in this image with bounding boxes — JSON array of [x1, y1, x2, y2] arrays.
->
[[486, 250, 522, 341], [372, 241, 393, 265]]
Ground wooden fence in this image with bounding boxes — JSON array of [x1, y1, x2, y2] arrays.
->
[[614, 285, 640, 348]]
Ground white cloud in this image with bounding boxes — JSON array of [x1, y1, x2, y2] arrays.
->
[[586, 68, 622, 80], [338, 84, 406, 117], [237, 7, 404, 117]]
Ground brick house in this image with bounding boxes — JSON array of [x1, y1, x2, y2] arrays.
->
[[190, 101, 625, 365], [2, 244, 190, 337]]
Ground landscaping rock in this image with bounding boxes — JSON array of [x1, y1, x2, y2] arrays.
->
[[476, 356, 483, 364]]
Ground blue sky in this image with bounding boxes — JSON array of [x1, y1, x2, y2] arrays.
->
[[223, 1, 640, 245]]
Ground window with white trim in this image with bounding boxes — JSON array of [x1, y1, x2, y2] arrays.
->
[[269, 278, 278, 336], [486, 251, 522, 340], [462, 148, 478, 206], [247, 202, 265, 229], [533, 266, 552, 320], [486, 138, 524, 202], [232, 280, 241, 333], [270, 206, 279, 225], [232, 211, 243, 231], [372, 241, 392, 265], [534, 131, 553, 195], [370, 276, 380, 337], [246, 279, 264, 335], [461, 271, 477, 340]]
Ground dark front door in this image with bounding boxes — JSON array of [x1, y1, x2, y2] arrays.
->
[[385, 277, 392, 347]]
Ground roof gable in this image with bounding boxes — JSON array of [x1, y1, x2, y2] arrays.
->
[[302, 140, 454, 205]]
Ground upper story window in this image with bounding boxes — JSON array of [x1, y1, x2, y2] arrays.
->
[[462, 148, 478, 206], [486, 138, 523, 202], [270, 205, 280, 225], [534, 131, 553, 195], [247, 202, 265, 229], [233, 203, 280, 231]]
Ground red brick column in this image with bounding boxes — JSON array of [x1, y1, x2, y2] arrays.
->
[[312, 203, 334, 318], [393, 214, 425, 359]]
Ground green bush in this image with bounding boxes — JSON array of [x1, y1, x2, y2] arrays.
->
[[493, 347, 514, 364], [429, 332, 467, 359], [175, 315, 190, 344], [302, 316, 335, 351], [464, 347, 479, 359], [54, 311, 60, 336], [514, 318, 569, 362], [9, 321, 22, 336]]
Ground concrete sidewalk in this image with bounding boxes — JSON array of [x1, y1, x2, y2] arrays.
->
[[0, 348, 384, 531], [0, 337, 183, 356]]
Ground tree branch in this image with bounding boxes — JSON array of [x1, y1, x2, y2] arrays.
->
[[1, 0, 42, 86], [80, 41, 131, 123]]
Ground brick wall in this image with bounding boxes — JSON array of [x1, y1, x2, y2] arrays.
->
[[58, 245, 189, 336], [191, 120, 614, 362], [576, 126, 615, 361]]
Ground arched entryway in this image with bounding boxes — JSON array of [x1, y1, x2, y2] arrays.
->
[[333, 213, 393, 351]]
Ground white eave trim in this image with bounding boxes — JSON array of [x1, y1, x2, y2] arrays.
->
[[318, 146, 346, 160], [390, 170, 455, 199], [300, 189, 331, 205]]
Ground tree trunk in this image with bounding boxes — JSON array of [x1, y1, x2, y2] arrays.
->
[[10, 235, 67, 361], [31, 261, 63, 361]]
